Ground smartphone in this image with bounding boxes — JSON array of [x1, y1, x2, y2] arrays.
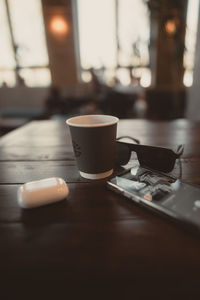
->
[[107, 166, 200, 233]]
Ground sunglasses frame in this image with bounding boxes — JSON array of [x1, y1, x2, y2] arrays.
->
[[116, 136, 184, 172]]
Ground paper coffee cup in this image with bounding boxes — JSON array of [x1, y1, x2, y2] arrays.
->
[[66, 115, 119, 179]]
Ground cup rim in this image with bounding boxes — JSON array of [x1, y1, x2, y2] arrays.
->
[[66, 114, 119, 128]]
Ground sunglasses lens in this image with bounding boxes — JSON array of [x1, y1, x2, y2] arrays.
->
[[115, 142, 131, 165], [137, 148, 175, 172]]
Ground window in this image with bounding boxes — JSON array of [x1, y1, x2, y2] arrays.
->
[[77, 0, 117, 72], [0, 0, 51, 87], [183, 0, 200, 87], [77, 0, 199, 88], [77, 0, 150, 87]]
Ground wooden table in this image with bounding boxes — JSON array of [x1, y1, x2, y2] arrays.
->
[[1, 119, 200, 299]]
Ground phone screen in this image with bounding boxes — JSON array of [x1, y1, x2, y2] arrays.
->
[[108, 167, 200, 230], [111, 167, 178, 201]]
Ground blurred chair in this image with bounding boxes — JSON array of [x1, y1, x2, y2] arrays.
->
[[100, 89, 137, 119], [145, 88, 186, 119]]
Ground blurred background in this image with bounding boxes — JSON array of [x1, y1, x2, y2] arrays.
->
[[0, 0, 200, 134]]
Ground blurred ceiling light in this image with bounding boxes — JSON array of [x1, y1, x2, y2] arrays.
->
[[50, 16, 69, 36], [165, 19, 177, 36]]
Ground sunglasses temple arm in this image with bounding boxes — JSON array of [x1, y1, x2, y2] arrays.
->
[[116, 136, 140, 144], [176, 144, 184, 156]]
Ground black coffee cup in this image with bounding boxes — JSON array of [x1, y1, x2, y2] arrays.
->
[[66, 115, 119, 179]]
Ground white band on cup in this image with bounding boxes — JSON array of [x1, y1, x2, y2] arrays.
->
[[79, 169, 113, 180]]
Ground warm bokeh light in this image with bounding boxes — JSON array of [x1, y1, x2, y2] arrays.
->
[[165, 20, 177, 36], [50, 16, 69, 36]]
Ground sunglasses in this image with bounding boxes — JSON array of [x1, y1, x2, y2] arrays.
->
[[115, 136, 184, 173]]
